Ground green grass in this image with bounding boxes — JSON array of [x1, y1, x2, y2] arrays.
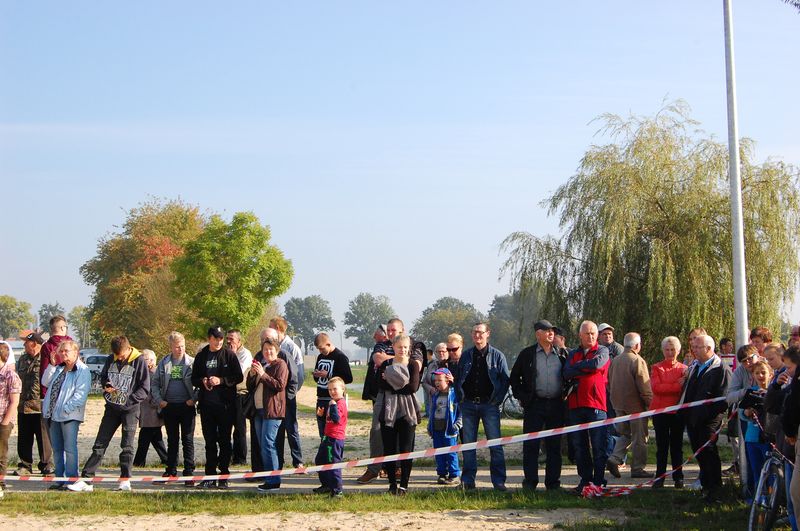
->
[[0, 484, 749, 529]]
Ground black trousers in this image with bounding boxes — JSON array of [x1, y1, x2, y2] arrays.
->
[[133, 427, 168, 466], [162, 402, 196, 475], [687, 416, 723, 492], [381, 417, 416, 489], [17, 412, 52, 473], [200, 403, 234, 475], [653, 413, 684, 482], [232, 393, 248, 463]]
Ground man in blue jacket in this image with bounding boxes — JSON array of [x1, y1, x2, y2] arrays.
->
[[456, 321, 510, 491]]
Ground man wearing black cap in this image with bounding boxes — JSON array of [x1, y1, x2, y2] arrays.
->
[[510, 320, 569, 490], [192, 326, 243, 488], [15, 332, 53, 476]]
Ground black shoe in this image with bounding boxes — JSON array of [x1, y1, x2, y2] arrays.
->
[[494, 484, 508, 492], [388, 484, 398, 495], [652, 480, 664, 489], [521, 480, 537, 490], [606, 460, 621, 478], [545, 482, 561, 491], [461, 482, 476, 491], [197, 480, 216, 489], [217, 479, 229, 489], [257, 482, 279, 493], [674, 479, 685, 489], [313, 485, 331, 494], [330, 490, 343, 498], [47, 483, 67, 491]]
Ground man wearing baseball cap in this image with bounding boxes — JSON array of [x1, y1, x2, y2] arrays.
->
[[510, 319, 568, 490], [15, 332, 53, 476], [191, 326, 243, 489]]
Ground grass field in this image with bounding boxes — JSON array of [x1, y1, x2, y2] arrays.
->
[[0, 483, 749, 530]]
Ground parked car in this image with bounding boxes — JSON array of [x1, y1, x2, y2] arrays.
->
[[82, 351, 110, 375]]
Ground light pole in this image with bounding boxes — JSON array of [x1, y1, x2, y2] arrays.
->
[[723, 0, 750, 496]]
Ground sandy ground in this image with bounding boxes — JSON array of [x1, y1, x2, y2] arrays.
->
[[4, 509, 628, 530]]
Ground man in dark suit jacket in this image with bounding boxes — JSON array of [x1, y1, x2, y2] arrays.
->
[[679, 334, 731, 502]]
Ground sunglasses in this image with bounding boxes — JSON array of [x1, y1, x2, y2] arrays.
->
[[446, 347, 460, 352]]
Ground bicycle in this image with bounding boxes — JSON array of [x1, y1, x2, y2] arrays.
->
[[499, 389, 524, 420], [748, 447, 788, 531]]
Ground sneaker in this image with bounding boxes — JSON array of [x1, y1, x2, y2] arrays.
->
[[197, 480, 217, 489], [437, 475, 448, 485], [257, 482, 279, 493], [357, 469, 379, 484], [445, 476, 459, 485], [330, 490, 343, 498], [606, 460, 621, 478], [217, 479, 229, 489], [67, 479, 94, 492], [397, 487, 407, 496], [13, 467, 32, 477], [313, 485, 331, 495], [117, 480, 132, 491]]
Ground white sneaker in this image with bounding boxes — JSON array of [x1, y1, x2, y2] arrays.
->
[[688, 479, 702, 491], [117, 480, 132, 491], [67, 479, 94, 492]]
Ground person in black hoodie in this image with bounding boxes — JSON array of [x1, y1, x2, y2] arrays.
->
[[69, 336, 150, 492], [312, 333, 353, 438], [192, 326, 243, 489]]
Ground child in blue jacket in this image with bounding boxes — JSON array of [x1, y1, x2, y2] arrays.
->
[[427, 368, 462, 484]]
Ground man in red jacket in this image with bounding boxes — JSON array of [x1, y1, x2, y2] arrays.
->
[[563, 320, 610, 492]]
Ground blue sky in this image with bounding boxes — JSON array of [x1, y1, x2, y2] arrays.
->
[[1, 1, 798, 353]]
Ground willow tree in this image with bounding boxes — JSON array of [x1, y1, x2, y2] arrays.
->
[[500, 102, 800, 360]]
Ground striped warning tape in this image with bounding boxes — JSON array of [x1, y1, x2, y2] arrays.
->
[[0, 396, 727, 484], [581, 407, 737, 497]]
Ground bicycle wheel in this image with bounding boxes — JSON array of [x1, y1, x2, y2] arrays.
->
[[748, 458, 783, 531]]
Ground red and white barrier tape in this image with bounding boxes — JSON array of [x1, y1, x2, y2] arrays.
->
[[0, 396, 727, 484], [582, 408, 736, 497]]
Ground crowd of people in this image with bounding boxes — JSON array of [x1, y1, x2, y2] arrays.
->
[[0, 314, 799, 519]]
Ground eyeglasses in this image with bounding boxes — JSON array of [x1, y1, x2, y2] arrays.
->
[[446, 347, 460, 352]]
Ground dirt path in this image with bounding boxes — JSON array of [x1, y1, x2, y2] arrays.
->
[[4, 508, 627, 530]]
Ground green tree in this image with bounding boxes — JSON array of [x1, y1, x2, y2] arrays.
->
[[488, 289, 543, 362], [38, 302, 65, 331], [343, 293, 395, 353], [80, 197, 205, 353], [411, 297, 485, 348], [172, 212, 293, 340], [0, 295, 34, 338], [501, 102, 800, 363], [67, 305, 94, 348], [284, 295, 336, 354]]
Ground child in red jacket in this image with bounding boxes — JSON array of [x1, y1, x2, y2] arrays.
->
[[314, 377, 348, 497]]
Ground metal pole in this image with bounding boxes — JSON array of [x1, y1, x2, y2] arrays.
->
[[723, 0, 749, 350], [723, 0, 750, 496]]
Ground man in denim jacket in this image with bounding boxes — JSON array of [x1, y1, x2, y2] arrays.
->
[[455, 321, 510, 491]]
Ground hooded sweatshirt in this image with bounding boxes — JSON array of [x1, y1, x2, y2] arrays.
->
[[100, 346, 150, 411], [39, 334, 73, 397]]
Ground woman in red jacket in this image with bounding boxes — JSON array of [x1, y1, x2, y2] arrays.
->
[[650, 336, 688, 488]]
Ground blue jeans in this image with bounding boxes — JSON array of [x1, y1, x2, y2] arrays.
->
[[567, 407, 608, 487], [277, 396, 303, 468], [461, 400, 506, 487], [255, 414, 282, 487], [432, 431, 460, 478], [522, 397, 564, 489], [49, 419, 81, 485]]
